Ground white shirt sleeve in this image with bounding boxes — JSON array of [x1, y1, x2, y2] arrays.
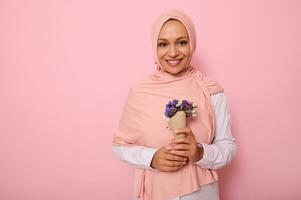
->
[[194, 92, 237, 169], [112, 145, 159, 171], [112, 92, 236, 171]]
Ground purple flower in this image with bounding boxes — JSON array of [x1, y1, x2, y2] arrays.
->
[[164, 98, 197, 118], [164, 100, 178, 118]]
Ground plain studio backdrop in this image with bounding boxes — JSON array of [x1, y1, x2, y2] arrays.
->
[[0, 0, 300, 199]]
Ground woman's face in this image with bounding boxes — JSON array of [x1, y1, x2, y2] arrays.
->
[[157, 19, 191, 75]]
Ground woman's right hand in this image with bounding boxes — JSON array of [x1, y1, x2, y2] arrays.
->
[[150, 146, 188, 172]]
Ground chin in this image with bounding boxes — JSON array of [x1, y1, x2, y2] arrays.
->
[[168, 69, 183, 74], [163, 65, 187, 75]]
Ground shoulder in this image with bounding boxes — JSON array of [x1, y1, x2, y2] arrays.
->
[[200, 74, 224, 96], [193, 69, 224, 95]]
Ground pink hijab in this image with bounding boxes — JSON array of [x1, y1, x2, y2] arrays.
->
[[113, 9, 224, 200]]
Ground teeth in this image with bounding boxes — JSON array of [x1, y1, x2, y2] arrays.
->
[[167, 59, 182, 66]]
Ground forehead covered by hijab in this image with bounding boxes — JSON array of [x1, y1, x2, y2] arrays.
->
[[150, 9, 197, 68]]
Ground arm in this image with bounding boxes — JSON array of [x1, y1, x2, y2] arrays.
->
[[112, 145, 159, 171], [194, 92, 237, 169]]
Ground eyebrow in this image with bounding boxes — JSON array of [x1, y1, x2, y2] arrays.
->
[[158, 36, 188, 41]]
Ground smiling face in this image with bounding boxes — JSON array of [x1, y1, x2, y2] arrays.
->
[[157, 19, 191, 75]]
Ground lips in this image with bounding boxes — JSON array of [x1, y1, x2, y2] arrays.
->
[[166, 58, 183, 66]]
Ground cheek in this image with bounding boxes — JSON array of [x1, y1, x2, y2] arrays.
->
[[181, 48, 191, 66], [157, 49, 166, 59], [157, 50, 167, 67], [181, 47, 190, 57]]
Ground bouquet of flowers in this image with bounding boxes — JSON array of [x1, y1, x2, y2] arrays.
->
[[164, 98, 197, 137]]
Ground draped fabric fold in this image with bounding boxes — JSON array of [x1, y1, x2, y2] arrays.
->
[[112, 9, 224, 200]]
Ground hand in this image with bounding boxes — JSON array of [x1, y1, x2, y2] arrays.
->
[[167, 127, 204, 163], [150, 146, 188, 172]]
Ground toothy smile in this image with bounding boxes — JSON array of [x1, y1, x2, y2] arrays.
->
[[166, 58, 183, 66]]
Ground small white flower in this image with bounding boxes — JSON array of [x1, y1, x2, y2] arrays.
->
[[192, 113, 197, 117], [191, 109, 196, 113], [192, 102, 197, 107], [176, 100, 182, 107]]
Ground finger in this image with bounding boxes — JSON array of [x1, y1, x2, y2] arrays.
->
[[169, 137, 189, 145], [174, 129, 194, 139], [168, 144, 190, 151], [169, 150, 190, 157], [164, 153, 188, 162], [174, 128, 191, 135], [175, 131, 186, 137], [174, 132, 186, 138]]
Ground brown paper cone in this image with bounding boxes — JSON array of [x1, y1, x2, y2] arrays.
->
[[168, 111, 187, 137]]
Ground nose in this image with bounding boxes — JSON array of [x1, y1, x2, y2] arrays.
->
[[168, 45, 179, 57]]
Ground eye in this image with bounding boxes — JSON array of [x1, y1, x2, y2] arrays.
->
[[179, 40, 188, 46], [158, 42, 167, 47]]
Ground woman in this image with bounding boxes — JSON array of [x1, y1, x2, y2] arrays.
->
[[112, 9, 236, 200]]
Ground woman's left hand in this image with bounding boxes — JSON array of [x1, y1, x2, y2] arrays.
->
[[166, 127, 203, 163]]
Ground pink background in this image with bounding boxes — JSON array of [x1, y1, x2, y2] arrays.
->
[[1, 0, 300, 199]]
